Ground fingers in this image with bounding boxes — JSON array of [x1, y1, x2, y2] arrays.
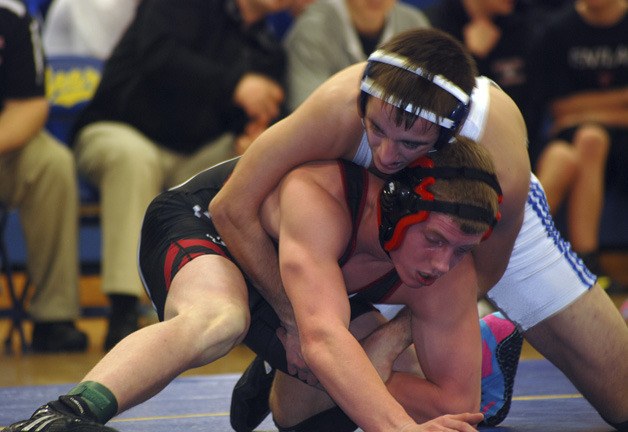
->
[[420, 413, 482, 432], [450, 412, 483, 425], [440, 413, 482, 432], [234, 74, 284, 122]]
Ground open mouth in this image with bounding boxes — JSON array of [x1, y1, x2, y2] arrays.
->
[[417, 271, 436, 286]]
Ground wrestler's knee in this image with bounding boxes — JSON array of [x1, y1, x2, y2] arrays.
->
[[203, 300, 250, 351], [174, 300, 250, 365]]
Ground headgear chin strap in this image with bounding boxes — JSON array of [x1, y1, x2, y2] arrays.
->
[[360, 50, 472, 149], [378, 156, 502, 252]]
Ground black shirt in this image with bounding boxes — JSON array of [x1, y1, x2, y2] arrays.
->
[[0, 0, 45, 107], [73, 0, 285, 153]]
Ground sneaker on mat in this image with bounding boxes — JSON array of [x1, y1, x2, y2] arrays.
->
[[5, 396, 120, 432], [479, 312, 523, 426], [230, 355, 275, 432]]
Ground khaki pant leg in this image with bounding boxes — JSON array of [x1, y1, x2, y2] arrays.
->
[[75, 122, 164, 298], [0, 131, 80, 321], [168, 133, 237, 187]]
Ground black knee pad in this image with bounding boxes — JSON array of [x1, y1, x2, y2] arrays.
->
[[349, 297, 377, 320], [275, 407, 357, 432]]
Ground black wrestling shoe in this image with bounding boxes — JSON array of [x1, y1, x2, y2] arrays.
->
[[31, 322, 88, 353], [230, 355, 276, 432], [5, 396, 119, 432], [479, 312, 523, 427]]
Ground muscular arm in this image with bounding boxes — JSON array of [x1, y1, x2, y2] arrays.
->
[[0, 97, 49, 155], [366, 259, 482, 422], [277, 165, 416, 431], [209, 65, 364, 331]]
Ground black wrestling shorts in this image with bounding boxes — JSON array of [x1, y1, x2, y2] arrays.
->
[[138, 183, 378, 375]]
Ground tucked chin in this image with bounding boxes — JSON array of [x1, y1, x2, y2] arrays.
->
[[400, 272, 432, 289]]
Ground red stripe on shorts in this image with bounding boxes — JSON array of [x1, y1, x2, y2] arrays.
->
[[163, 239, 226, 290]]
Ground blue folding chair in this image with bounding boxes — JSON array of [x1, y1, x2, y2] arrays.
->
[[45, 55, 103, 208]]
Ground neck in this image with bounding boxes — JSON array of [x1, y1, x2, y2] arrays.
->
[[346, 0, 387, 36], [463, 0, 494, 20], [576, 0, 627, 26], [362, 177, 391, 261], [351, 14, 386, 37]]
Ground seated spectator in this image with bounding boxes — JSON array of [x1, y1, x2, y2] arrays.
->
[[43, 0, 142, 60], [424, 0, 538, 126], [70, 0, 290, 350], [0, 0, 86, 352], [528, 0, 628, 292], [283, 0, 429, 111]]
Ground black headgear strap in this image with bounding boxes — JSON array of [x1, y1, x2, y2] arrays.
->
[[378, 163, 502, 251]]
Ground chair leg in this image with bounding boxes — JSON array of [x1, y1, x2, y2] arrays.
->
[[0, 206, 31, 354], [2, 274, 31, 354]]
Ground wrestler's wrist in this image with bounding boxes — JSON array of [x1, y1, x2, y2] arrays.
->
[[398, 420, 416, 432]]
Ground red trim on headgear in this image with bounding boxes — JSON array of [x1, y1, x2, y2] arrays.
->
[[481, 209, 502, 241], [409, 156, 434, 169], [385, 176, 435, 251], [384, 210, 429, 251], [414, 176, 435, 200]]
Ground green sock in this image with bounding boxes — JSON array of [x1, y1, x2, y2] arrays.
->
[[67, 381, 118, 424]]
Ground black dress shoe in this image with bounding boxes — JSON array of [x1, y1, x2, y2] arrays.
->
[[31, 321, 88, 353], [104, 308, 139, 351]]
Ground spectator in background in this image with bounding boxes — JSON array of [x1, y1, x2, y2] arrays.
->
[[528, 0, 628, 293], [424, 0, 536, 129], [42, 0, 142, 61], [0, 0, 87, 352], [283, 0, 430, 111], [70, 0, 289, 350]]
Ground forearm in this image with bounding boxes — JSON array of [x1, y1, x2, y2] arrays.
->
[[361, 308, 413, 382], [0, 98, 48, 155], [551, 87, 628, 118], [552, 108, 628, 131], [216, 213, 296, 329], [362, 310, 477, 422], [304, 328, 415, 432], [387, 370, 479, 423]]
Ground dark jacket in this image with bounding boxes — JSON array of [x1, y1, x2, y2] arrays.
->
[[72, 0, 285, 152]]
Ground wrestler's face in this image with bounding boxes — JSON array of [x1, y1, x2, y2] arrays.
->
[[363, 98, 440, 175], [388, 213, 483, 289]]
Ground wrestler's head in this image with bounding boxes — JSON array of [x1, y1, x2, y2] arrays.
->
[[359, 28, 477, 174], [378, 136, 501, 287]]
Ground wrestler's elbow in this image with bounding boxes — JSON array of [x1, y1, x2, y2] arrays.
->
[[446, 389, 480, 415], [425, 390, 480, 421], [298, 323, 337, 369], [210, 191, 248, 233], [392, 375, 480, 421]]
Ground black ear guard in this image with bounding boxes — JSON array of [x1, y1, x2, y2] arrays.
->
[[359, 50, 472, 151], [434, 98, 471, 149], [378, 157, 502, 252]]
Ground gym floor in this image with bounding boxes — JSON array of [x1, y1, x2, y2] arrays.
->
[[0, 270, 626, 431]]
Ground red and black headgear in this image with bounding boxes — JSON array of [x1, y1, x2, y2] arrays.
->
[[378, 156, 502, 251]]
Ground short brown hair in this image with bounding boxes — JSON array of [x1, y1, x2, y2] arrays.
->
[[362, 28, 477, 132]]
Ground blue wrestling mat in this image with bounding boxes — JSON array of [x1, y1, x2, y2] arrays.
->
[[0, 359, 613, 432]]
